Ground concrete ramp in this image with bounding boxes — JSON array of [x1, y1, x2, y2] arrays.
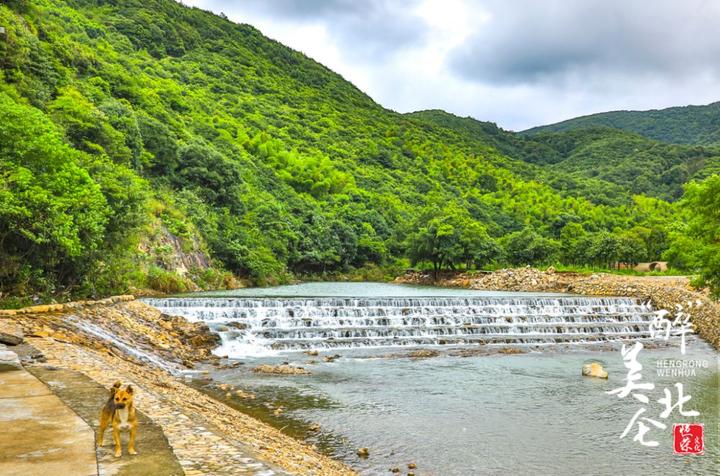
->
[[0, 363, 97, 476], [28, 366, 184, 476]]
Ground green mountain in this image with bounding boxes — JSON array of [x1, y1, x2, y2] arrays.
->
[[407, 110, 528, 159], [529, 128, 720, 201], [408, 110, 720, 202], [522, 102, 720, 145], [0, 0, 691, 300]]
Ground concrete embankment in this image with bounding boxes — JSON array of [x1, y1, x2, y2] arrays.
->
[[395, 268, 720, 349], [0, 362, 98, 476], [0, 296, 355, 476]]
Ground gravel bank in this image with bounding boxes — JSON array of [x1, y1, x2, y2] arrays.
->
[[2, 298, 355, 476]]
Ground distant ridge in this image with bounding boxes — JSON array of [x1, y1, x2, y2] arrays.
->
[[522, 102, 720, 145]]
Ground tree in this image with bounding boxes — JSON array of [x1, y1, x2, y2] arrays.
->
[[668, 176, 720, 296], [559, 222, 587, 265], [616, 233, 647, 268], [405, 205, 498, 273], [0, 92, 110, 293], [585, 232, 621, 269], [503, 229, 559, 266], [406, 218, 457, 274], [458, 221, 500, 269], [49, 87, 132, 164], [174, 142, 240, 206]]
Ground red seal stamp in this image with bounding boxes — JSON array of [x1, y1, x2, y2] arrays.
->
[[673, 423, 704, 455]]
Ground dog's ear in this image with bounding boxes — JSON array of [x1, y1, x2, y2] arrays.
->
[[110, 381, 122, 395], [126, 385, 133, 394]]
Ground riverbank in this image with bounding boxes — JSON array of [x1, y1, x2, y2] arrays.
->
[[395, 267, 720, 349], [0, 297, 354, 475]]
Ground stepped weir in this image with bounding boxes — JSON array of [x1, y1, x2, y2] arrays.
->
[[144, 295, 663, 356]]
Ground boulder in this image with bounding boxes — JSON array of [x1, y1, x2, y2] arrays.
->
[[252, 364, 311, 375], [226, 321, 248, 330], [0, 321, 24, 345], [0, 349, 21, 371], [25, 304, 51, 313], [408, 349, 439, 358], [497, 347, 525, 354], [356, 447, 370, 458], [235, 389, 255, 399], [582, 362, 608, 379]]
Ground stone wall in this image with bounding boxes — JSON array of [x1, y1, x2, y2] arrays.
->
[[0, 295, 135, 317]]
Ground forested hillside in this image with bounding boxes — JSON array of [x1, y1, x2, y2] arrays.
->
[[522, 102, 720, 145], [0, 0, 714, 301], [531, 128, 719, 202], [409, 110, 720, 202]]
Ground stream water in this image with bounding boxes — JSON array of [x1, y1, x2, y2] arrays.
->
[[146, 283, 661, 357], [144, 282, 719, 475]]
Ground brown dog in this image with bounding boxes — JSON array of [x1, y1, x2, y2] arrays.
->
[[98, 381, 138, 457]]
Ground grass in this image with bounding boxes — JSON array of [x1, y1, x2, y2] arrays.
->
[[0, 295, 34, 309]]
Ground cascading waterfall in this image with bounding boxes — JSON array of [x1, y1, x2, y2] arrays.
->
[[143, 296, 667, 357]]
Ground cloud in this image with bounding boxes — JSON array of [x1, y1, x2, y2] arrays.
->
[[448, 0, 720, 85], [180, 0, 720, 130], [188, 0, 427, 60]]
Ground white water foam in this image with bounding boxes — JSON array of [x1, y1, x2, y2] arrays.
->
[[143, 296, 665, 358]]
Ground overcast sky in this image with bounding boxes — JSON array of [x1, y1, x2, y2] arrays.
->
[[181, 0, 720, 131]]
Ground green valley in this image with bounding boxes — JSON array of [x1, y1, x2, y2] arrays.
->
[[0, 0, 718, 302]]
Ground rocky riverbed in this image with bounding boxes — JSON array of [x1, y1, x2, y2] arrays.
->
[[395, 268, 720, 349], [0, 297, 354, 476]]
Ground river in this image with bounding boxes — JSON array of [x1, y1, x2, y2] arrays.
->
[[144, 282, 719, 475]]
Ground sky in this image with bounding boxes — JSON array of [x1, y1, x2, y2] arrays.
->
[[180, 0, 720, 131]]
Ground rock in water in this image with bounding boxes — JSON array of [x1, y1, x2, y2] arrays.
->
[[252, 364, 311, 375], [582, 362, 608, 379], [408, 349, 439, 359], [357, 447, 370, 458]]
